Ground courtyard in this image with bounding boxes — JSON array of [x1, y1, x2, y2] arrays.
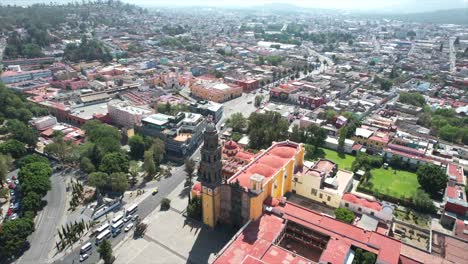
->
[[366, 168, 421, 199], [316, 148, 420, 200]]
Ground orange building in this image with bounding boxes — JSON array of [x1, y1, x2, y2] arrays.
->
[[190, 76, 242, 103]]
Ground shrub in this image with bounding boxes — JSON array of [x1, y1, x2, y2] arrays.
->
[[334, 208, 355, 224], [161, 198, 171, 211]]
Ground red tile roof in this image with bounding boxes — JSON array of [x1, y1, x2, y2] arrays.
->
[[445, 235, 468, 263], [447, 163, 465, 185], [342, 193, 382, 211], [215, 202, 405, 264], [227, 141, 299, 189]]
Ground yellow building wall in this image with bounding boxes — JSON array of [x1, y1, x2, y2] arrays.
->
[[249, 190, 267, 221], [247, 143, 306, 222], [202, 186, 220, 228], [292, 175, 342, 208]]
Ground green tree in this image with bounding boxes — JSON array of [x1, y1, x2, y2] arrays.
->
[[80, 157, 96, 174], [143, 150, 156, 179], [98, 239, 114, 264], [353, 248, 376, 264], [413, 190, 436, 213], [22, 192, 43, 213], [0, 154, 13, 185], [149, 138, 165, 165], [17, 154, 49, 169], [289, 125, 302, 143], [399, 92, 426, 107], [248, 112, 289, 149], [187, 195, 202, 220], [0, 217, 35, 258], [254, 95, 263, 107], [184, 158, 196, 203], [334, 208, 355, 223], [134, 221, 148, 238], [110, 172, 129, 193], [161, 198, 171, 210], [226, 112, 247, 133], [417, 164, 447, 196], [379, 78, 393, 91], [88, 172, 109, 191], [99, 152, 129, 174], [0, 139, 26, 159], [5, 120, 39, 147], [337, 126, 348, 155], [129, 135, 145, 160]]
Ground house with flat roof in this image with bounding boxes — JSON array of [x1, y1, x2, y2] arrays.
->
[[292, 159, 354, 208], [138, 112, 206, 159]]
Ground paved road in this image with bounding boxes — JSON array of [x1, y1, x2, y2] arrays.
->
[[16, 171, 68, 264], [56, 164, 188, 264]]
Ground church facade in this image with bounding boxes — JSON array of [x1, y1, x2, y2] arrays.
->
[[198, 123, 305, 228]]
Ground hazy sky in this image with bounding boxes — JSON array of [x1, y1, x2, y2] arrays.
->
[[132, 0, 468, 12], [2, 0, 468, 12]]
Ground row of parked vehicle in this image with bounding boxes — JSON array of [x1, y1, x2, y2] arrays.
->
[[79, 204, 139, 262], [6, 175, 20, 221]]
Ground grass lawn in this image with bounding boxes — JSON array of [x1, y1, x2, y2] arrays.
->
[[367, 168, 421, 199], [317, 148, 355, 171]]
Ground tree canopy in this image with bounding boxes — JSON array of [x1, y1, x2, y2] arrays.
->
[[248, 112, 289, 149], [416, 164, 447, 196], [334, 208, 355, 224]]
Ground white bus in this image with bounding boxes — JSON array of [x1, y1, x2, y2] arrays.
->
[[112, 219, 124, 231], [126, 204, 138, 216], [112, 213, 124, 224], [95, 230, 111, 245], [80, 242, 92, 254], [94, 223, 110, 235]]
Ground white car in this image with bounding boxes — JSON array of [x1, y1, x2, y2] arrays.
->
[[79, 253, 89, 262], [124, 223, 134, 232], [6, 179, 11, 184], [124, 215, 132, 223]]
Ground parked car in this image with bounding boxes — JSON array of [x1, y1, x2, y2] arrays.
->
[[123, 215, 132, 223], [79, 254, 89, 262], [152, 187, 159, 195], [10, 213, 18, 220], [11, 175, 16, 180], [14, 180, 19, 185], [8, 183, 15, 189], [124, 223, 134, 232], [112, 228, 121, 237], [132, 214, 139, 221], [6, 179, 11, 184]]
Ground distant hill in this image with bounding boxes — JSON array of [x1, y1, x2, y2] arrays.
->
[[381, 8, 468, 25]]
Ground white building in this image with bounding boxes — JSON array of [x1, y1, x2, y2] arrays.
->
[[341, 193, 394, 223], [31, 116, 57, 131], [108, 101, 153, 128]]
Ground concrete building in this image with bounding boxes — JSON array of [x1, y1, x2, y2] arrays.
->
[[190, 77, 242, 103], [138, 112, 206, 159], [0, 69, 52, 85], [107, 101, 153, 128], [341, 193, 394, 223], [188, 101, 223, 123], [292, 159, 354, 208]]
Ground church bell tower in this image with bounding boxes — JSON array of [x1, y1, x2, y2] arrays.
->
[[199, 122, 222, 227]]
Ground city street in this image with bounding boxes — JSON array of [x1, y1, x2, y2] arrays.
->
[[16, 170, 68, 264], [55, 164, 188, 264]]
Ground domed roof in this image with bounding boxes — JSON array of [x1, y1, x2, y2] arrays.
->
[[224, 140, 239, 150]]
